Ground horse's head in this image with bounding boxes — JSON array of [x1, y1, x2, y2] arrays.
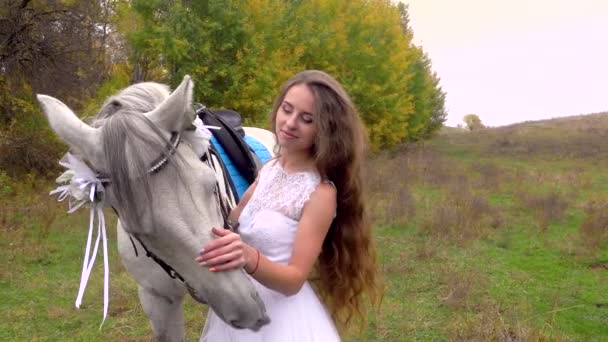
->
[[37, 76, 269, 330]]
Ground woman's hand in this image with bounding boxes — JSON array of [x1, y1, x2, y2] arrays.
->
[[196, 227, 252, 272]]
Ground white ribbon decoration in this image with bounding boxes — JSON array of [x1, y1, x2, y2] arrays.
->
[[192, 116, 219, 137], [50, 153, 109, 328], [189, 117, 220, 159]]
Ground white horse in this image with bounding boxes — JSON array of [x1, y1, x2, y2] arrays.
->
[[37, 76, 274, 341]]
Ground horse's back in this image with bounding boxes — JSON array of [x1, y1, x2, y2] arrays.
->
[[243, 127, 276, 157]]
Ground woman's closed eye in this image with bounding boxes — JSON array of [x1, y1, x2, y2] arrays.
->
[[282, 103, 293, 114], [301, 113, 313, 124]]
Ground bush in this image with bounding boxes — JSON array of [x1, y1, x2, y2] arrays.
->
[[0, 126, 64, 178]]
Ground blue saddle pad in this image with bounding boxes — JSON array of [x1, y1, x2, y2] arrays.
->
[[211, 135, 272, 198]]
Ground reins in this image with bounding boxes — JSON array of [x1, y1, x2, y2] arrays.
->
[[132, 233, 186, 281]]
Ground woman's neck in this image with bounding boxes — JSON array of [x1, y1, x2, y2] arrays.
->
[[279, 150, 314, 173]]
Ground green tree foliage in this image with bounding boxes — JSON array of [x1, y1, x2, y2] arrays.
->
[[398, 3, 447, 141], [222, 0, 298, 127], [463, 114, 484, 131], [115, 0, 249, 107], [117, 0, 447, 149], [407, 50, 448, 140], [0, 0, 115, 113], [0, 0, 117, 176], [1, 0, 448, 174]]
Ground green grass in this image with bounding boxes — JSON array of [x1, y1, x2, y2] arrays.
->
[[3, 114, 608, 340], [483, 223, 608, 339], [1, 210, 207, 341]]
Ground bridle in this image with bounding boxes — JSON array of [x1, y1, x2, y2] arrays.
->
[[101, 130, 235, 284]]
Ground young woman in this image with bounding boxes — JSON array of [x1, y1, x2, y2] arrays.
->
[[197, 70, 380, 341]]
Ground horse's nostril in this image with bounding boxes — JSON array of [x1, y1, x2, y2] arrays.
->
[[258, 315, 270, 327], [230, 320, 243, 329]]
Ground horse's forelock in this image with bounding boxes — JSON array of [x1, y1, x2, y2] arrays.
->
[[98, 82, 174, 233], [101, 114, 159, 233]]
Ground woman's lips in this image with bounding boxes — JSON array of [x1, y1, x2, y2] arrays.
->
[[280, 130, 297, 139]]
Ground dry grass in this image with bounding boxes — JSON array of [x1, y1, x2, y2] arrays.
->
[[0, 172, 58, 234], [410, 147, 461, 187], [516, 191, 570, 231], [415, 238, 438, 260], [436, 267, 560, 341], [439, 267, 567, 342], [365, 143, 504, 246], [578, 200, 608, 254], [445, 301, 565, 342], [421, 186, 501, 244], [438, 267, 487, 310], [365, 152, 416, 226], [471, 162, 504, 190]]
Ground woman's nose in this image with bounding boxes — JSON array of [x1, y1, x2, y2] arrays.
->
[[285, 114, 298, 129]]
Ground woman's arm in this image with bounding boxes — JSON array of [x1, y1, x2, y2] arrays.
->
[[197, 182, 337, 296], [228, 180, 257, 225]]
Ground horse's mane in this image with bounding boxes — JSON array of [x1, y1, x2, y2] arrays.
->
[[92, 82, 177, 234]]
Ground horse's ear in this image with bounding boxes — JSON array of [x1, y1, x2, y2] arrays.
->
[[145, 75, 195, 133], [37, 95, 102, 156]]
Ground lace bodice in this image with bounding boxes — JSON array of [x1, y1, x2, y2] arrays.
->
[[238, 160, 322, 263], [246, 160, 321, 221]]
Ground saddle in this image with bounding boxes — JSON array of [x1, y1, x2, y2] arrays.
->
[[196, 106, 265, 202]]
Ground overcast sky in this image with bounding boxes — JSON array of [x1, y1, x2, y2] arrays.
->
[[401, 0, 608, 127]]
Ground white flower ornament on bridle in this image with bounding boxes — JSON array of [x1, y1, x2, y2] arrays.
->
[[50, 152, 110, 328]]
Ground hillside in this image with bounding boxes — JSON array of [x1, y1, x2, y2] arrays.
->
[[437, 112, 608, 160]]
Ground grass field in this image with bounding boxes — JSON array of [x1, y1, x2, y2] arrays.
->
[[2, 114, 608, 341]]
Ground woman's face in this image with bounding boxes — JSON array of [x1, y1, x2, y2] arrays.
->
[[275, 84, 318, 154]]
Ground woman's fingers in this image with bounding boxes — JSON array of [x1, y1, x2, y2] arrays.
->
[[195, 228, 248, 272], [197, 250, 245, 269], [196, 238, 244, 263], [201, 229, 240, 253], [197, 246, 242, 264], [208, 259, 245, 272], [211, 227, 230, 237]]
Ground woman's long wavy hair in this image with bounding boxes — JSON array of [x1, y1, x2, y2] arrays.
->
[[269, 70, 382, 329]]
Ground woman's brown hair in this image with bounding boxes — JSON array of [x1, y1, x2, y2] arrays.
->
[[269, 70, 381, 329]]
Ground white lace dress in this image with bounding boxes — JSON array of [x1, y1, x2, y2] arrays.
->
[[200, 160, 340, 342]]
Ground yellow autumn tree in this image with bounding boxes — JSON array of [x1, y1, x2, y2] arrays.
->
[[111, 0, 446, 150], [463, 114, 484, 131], [225, 0, 419, 149]]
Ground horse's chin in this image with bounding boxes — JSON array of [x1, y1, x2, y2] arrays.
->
[[185, 280, 270, 331]]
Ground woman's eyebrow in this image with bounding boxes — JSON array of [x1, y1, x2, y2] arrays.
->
[[283, 100, 312, 116]]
